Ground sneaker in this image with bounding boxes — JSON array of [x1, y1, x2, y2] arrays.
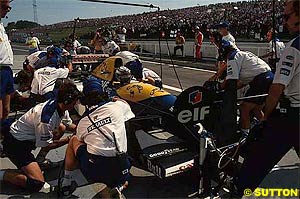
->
[[220, 176, 243, 198], [40, 182, 54, 193], [109, 181, 128, 199], [37, 159, 60, 170], [109, 187, 122, 199]]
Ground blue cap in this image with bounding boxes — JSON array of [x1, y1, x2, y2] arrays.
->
[[82, 76, 104, 96], [219, 39, 237, 60], [218, 21, 230, 28], [47, 46, 63, 57], [47, 46, 63, 68], [126, 61, 143, 79]]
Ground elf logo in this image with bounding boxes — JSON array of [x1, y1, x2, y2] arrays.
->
[[189, 90, 202, 105], [177, 106, 210, 123]]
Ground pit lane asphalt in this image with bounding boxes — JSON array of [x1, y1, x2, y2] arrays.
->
[[0, 45, 299, 198]]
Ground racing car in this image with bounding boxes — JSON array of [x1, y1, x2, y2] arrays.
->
[[87, 56, 256, 196]]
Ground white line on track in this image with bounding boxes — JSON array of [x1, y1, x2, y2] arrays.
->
[[162, 84, 183, 92], [182, 66, 216, 73], [142, 60, 162, 65], [13, 48, 28, 52], [12, 44, 28, 48], [168, 64, 179, 67], [143, 60, 215, 73]]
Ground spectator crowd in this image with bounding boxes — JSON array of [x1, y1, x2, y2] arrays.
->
[[32, 0, 285, 41]]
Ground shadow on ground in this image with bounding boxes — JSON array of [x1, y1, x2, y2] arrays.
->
[[0, 163, 299, 198]]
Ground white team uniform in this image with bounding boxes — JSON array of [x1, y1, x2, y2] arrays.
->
[[26, 51, 49, 69], [62, 48, 76, 56], [76, 101, 135, 157], [31, 66, 69, 95], [116, 51, 140, 65], [10, 99, 72, 147], [118, 27, 127, 43], [222, 33, 238, 50], [223, 33, 236, 44], [268, 40, 286, 59], [73, 40, 81, 49], [0, 22, 13, 65], [102, 41, 120, 56], [226, 50, 271, 84], [143, 68, 161, 81], [273, 36, 300, 108]]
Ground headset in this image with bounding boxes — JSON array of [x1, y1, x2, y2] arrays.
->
[[57, 78, 82, 105]]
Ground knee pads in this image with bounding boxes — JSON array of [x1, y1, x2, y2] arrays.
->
[[25, 177, 45, 193]]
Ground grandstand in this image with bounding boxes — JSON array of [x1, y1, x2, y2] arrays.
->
[[16, 0, 286, 41]]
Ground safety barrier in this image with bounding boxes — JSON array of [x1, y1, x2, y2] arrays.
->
[[128, 41, 270, 58]]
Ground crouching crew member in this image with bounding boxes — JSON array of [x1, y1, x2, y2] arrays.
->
[[142, 67, 163, 88], [30, 52, 73, 102], [116, 51, 143, 81], [115, 51, 163, 87], [0, 79, 81, 193], [236, 0, 299, 194], [23, 46, 64, 73], [23, 50, 47, 73], [58, 76, 135, 197], [219, 40, 274, 135]]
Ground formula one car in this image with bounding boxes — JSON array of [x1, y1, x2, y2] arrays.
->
[[89, 56, 248, 196]]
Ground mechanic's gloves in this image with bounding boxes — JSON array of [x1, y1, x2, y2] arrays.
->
[[155, 80, 163, 89]]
